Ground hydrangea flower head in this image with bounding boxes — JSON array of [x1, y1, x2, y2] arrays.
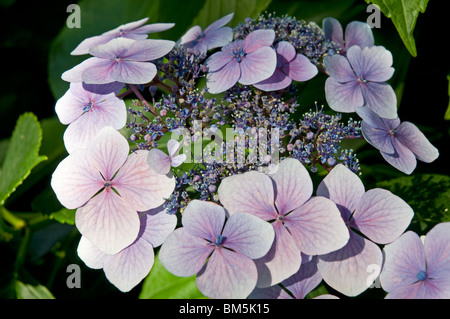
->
[[380, 222, 450, 299], [77, 205, 177, 292], [62, 38, 175, 85], [159, 200, 275, 299], [206, 29, 277, 93], [180, 13, 234, 54], [147, 139, 187, 175], [322, 17, 374, 54], [316, 164, 414, 296], [51, 126, 175, 254], [356, 107, 439, 174], [71, 17, 175, 55], [55, 82, 126, 154], [218, 158, 349, 287], [253, 41, 318, 91], [324, 45, 397, 119]]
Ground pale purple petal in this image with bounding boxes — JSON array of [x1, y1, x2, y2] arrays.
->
[[424, 223, 450, 280], [360, 121, 395, 155], [218, 171, 278, 221], [325, 77, 364, 113], [196, 247, 258, 299], [323, 17, 345, 50], [201, 27, 233, 51], [222, 212, 274, 259], [254, 221, 302, 288], [182, 200, 225, 242], [275, 41, 296, 62], [205, 50, 234, 72], [248, 285, 287, 299], [55, 87, 85, 125], [77, 236, 105, 269], [147, 148, 171, 175], [113, 150, 175, 211], [242, 29, 275, 54], [239, 47, 277, 85], [158, 227, 214, 277], [344, 21, 374, 49], [316, 164, 365, 221], [323, 54, 357, 83], [109, 60, 157, 84], [355, 106, 400, 131], [140, 205, 177, 248], [380, 231, 426, 293], [179, 25, 203, 47], [80, 59, 117, 84], [71, 35, 115, 56], [381, 138, 417, 174], [252, 69, 291, 91], [89, 38, 135, 59], [282, 53, 318, 82], [82, 82, 124, 95], [86, 126, 129, 181], [123, 39, 175, 61], [75, 190, 141, 254], [282, 257, 322, 299], [131, 23, 175, 36], [204, 13, 234, 34], [171, 154, 186, 167], [352, 188, 413, 244], [395, 121, 439, 163], [384, 281, 429, 299], [206, 59, 240, 94], [167, 139, 181, 157], [360, 81, 397, 119], [103, 235, 155, 292], [269, 158, 313, 215], [50, 149, 103, 209], [102, 18, 149, 37], [346, 46, 394, 82], [317, 231, 383, 296], [61, 57, 113, 83], [284, 196, 350, 255]]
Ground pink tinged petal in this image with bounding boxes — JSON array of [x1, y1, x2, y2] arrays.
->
[[360, 121, 395, 154], [123, 39, 175, 61], [75, 190, 141, 254], [77, 236, 105, 269], [381, 138, 417, 175], [282, 258, 323, 299], [346, 46, 394, 82], [114, 150, 175, 211], [242, 29, 275, 54], [222, 212, 275, 259], [253, 69, 291, 91], [140, 206, 177, 247], [147, 148, 171, 175], [71, 35, 115, 55], [55, 89, 85, 125], [360, 81, 398, 119], [103, 236, 155, 292], [204, 13, 234, 33], [170, 154, 186, 167], [102, 18, 149, 37], [317, 164, 365, 221], [196, 247, 258, 299], [325, 77, 364, 113], [322, 17, 345, 50], [110, 60, 157, 84], [254, 221, 302, 288], [282, 53, 318, 82], [323, 54, 356, 83], [80, 60, 117, 85], [159, 227, 214, 277], [50, 150, 103, 209], [180, 25, 203, 47], [344, 21, 374, 49], [352, 188, 414, 244], [238, 47, 277, 85], [317, 231, 383, 297], [167, 139, 181, 157], [248, 285, 288, 299], [201, 27, 234, 51], [86, 126, 129, 181], [269, 158, 313, 215], [275, 41, 296, 62], [131, 23, 175, 36], [218, 171, 278, 221], [395, 121, 439, 163], [89, 38, 135, 59], [182, 200, 225, 242], [284, 196, 350, 255], [384, 281, 430, 299], [424, 222, 450, 280], [380, 231, 426, 293], [61, 57, 112, 83], [206, 60, 241, 94], [205, 50, 234, 72], [355, 106, 400, 131], [82, 82, 124, 95]]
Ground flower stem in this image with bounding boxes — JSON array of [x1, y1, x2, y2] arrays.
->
[[1, 206, 25, 230], [129, 84, 157, 117]]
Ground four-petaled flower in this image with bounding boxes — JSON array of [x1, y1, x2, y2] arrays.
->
[[51, 126, 175, 254], [159, 200, 275, 299], [316, 164, 414, 296], [147, 139, 187, 175], [71, 17, 175, 55], [62, 37, 175, 85], [324, 45, 397, 119], [180, 13, 234, 54], [206, 29, 277, 94], [356, 107, 439, 174], [253, 41, 318, 91], [218, 158, 349, 288], [77, 205, 177, 292], [380, 222, 450, 299]]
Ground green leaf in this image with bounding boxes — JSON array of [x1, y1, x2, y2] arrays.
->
[[365, 0, 429, 57], [0, 113, 47, 206], [49, 208, 76, 225], [139, 252, 207, 299], [445, 74, 450, 120], [15, 281, 55, 299], [376, 174, 450, 234]]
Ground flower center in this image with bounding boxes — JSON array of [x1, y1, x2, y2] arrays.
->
[[357, 75, 367, 83], [83, 101, 94, 112], [103, 181, 112, 188], [416, 270, 427, 281], [214, 235, 225, 246], [233, 47, 246, 63]]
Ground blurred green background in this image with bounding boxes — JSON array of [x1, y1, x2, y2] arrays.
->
[[0, 0, 448, 299]]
